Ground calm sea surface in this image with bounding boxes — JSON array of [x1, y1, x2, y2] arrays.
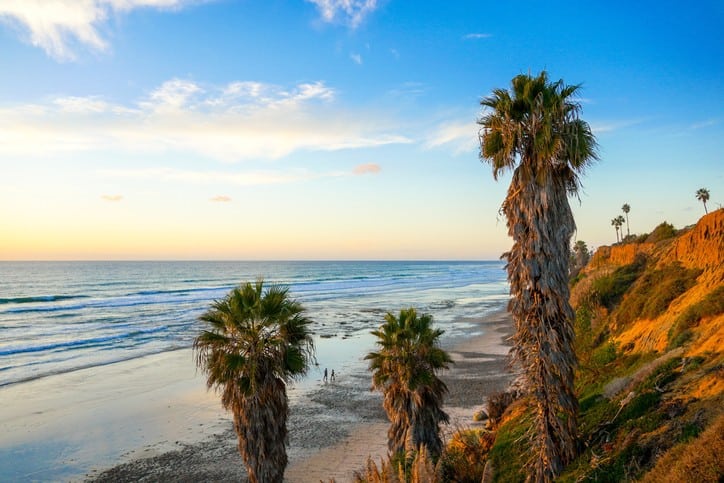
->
[[0, 261, 508, 387]]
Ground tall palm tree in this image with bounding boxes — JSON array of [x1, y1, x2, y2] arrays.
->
[[366, 308, 452, 460], [696, 188, 710, 214], [194, 280, 314, 483], [621, 203, 631, 238], [478, 71, 597, 481]]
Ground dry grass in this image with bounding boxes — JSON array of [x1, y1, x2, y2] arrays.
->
[[352, 450, 436, 483], [642, 412, 724, 482], [437, 429, 494, 482]]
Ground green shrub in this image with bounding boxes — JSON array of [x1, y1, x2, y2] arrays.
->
[[668, 285, 724, 348], [615, 262, 701, 325], [590, 255, 647, 310], [592, 341, 618, 366], [620, 391, 662, 421], [487, 411, 529, 482], [633, 233, 650, 243], [670, 329, 694, 348], [641, 357, 682, 391], [645, 221, 677, 243]]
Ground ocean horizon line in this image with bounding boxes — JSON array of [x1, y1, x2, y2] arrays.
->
[[0, 258, 502, 263]]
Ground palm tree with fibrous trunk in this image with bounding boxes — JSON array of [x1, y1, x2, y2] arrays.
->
[[366, 308, 452, 461], [478, 71, 598, 481], [194, 280, 314, 483]]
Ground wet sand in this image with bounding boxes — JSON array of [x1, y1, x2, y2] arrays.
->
[[87, 310, 514, 482]]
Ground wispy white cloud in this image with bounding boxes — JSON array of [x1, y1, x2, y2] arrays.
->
[[210, 195, 232, 202], [350, 52, 362, 64], [101, 167, 346, 186], [689, 119, 718, 130], [353, 163, 380, 175], [589, 119, 646, 134], [0, 0, 199, 61], [425, 119, 478, 154], [101, 194, 123, 201], [0, 79, 412, 161], [307, 0, 378, 28], [464, 33, 492, 39], [387, 81, 425, 98]]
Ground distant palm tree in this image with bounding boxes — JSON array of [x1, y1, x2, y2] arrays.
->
[[614, 215, 625, 243], [479, 71, 597, 481], [571, 240, 591, 276], [611, 218, 620, 243], [696, 188, 710, 214], [194, 280, 314, 483], [622, 203, 631, 238], [366, 308, 452, 460]]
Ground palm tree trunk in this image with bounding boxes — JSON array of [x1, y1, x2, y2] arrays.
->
[[625, 213, 630, 237], [503, 166, 578, 482], [704, 201, 708, 214], [234, 378, 289, 483]]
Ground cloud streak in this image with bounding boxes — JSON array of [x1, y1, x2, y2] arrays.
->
[[0, 79, 412, 161], [307, 0, 378, 28], [210, 195, 232, 202], [101, 194, 123, 202], [0, 0, 199, 61], [353, 163, 381, 175], [100, 167, 347, 186], [464, 33, 492, 39], [425, 120, 478, 154]]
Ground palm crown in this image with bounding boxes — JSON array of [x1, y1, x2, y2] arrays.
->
[[479, 71, 597, 192], [194, 280, 314, 405]]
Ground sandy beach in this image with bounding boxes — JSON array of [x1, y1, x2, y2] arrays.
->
[[0, 309, 513, 483], [86, 310, 513, 482]]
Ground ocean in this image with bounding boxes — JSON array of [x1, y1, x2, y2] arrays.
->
[[0, 261, 509, 388]]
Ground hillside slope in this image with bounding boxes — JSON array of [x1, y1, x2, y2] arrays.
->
[[484, 209, 723, 482]]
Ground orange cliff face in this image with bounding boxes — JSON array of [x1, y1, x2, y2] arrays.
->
[[574, 209, 724, 357], [659, 208, 724, 276], [587, 242, 655, 270]]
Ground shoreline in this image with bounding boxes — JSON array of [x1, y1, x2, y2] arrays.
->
[[87, 309, 514, 482]]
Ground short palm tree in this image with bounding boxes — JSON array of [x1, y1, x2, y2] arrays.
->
[[611, 218, 620, 243], [571, 240, 590, 276], [696, 188, 710, 214], [366, 308, 452, 460], [616, 215, 625, 241], [622, 203, 631, 238], [194, 280, 314, 483], [612, 215, 625, 243], [479, 71, 597, 481]]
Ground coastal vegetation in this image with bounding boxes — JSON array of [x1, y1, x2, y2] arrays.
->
[[193, 280, 314, 483], [366, 308, 453, 460], [465, 209, 723, 482], [478, 71, 598, 481]]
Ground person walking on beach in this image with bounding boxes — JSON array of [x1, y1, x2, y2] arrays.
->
[[330, 369, 335, 382], [323, 368, 328, 382]]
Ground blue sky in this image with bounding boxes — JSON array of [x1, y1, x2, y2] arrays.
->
[[0, 0, 722, 260]]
